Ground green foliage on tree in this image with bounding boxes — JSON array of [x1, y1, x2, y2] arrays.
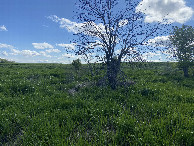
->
[[169, 25, 194, 77], [72, 59, 82, 71]]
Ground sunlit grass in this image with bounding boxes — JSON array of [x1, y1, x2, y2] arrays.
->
[[0, 63, 193, 145]]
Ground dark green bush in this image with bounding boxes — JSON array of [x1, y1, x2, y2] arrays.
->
[[72, 59, 82, 71]]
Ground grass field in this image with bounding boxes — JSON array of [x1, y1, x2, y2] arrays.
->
[[0, 62, 193, 145]]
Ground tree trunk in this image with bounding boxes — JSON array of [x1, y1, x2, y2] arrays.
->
[[107, 59, 120, 89], [183, 66, 189, 77]]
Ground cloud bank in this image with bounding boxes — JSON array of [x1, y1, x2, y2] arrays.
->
[[11, 49, 40, 56], [10, 49, 51, 58], [136, 0, 193, 23], [146, 36, 171, 47]]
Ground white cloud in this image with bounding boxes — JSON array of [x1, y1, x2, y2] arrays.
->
[[57, 43, 76, 50], [0, 43, 14, 49], [11, 49, 21, 55], [118, 19, 128, 27], [62, 53, 75, 58], [48, 15, 122, 47], [136, 0, 194, 24], [46, 49, 61, 53], [2, 51, 8, 56], [0, 25, 7, 31], [48, 15, 89, 34], [11, 49, 40, 56], [11, 48, 53, 58], [142, 51, 161, 60], [39, 51, 52, 57], [145, 36, 171, 47], [48, 15, 80, 33], [32, 42, 54, 49], [48, 15, 108, 36], [21, 50, 40, 56]]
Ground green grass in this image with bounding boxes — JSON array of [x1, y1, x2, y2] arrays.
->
[[0, 63, 193, 145]]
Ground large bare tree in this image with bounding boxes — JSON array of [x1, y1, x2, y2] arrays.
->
[[73, 0, 170, 89]]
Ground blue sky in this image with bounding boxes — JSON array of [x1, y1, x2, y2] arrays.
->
[[0, 0, 194, 63]]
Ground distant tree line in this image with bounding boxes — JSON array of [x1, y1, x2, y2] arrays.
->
[[0, 58, 15, 63]]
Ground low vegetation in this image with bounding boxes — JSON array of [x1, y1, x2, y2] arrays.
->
[[0, 62, 193, 145]]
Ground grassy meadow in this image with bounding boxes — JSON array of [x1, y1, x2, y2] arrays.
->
[[0, 62, 193, 145]]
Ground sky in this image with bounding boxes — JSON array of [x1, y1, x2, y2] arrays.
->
[[0, 0, 194, 63]]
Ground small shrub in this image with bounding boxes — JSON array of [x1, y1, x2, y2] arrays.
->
[[72, 59, 82, 71]]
